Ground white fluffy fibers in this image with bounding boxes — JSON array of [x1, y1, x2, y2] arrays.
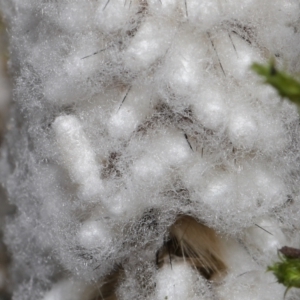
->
[[1, 0, 300, 299]]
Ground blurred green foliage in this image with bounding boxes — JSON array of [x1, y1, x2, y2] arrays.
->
[[268, 253, 300, 297], [252, 61, 300, 106]]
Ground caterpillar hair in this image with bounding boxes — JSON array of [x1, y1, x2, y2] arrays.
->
[[86, 215, 227, 300], [156, 215, 227, 280]]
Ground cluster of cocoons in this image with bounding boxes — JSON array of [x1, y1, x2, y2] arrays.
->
[[1, 0, 300, 299]]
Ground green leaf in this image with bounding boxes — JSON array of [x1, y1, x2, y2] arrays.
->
[[252, 61, 300, 106]]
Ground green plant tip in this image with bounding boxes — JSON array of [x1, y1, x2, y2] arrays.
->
[[252, 61, 300, 106]]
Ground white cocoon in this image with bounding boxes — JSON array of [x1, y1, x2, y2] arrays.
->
[[201, 171, 235, 208], [124, 17, 175, 71], [77, 219, 112, 249], [146, 129, 192, 167], [155, 262, 207, 300], [104, 189, 135, 218], [53, 115, 103, 199], [104, 186, 160, 220], [108, 84, 154, 139], [132, 155, 166, 183], [164, 33, 210, 96], [192, 89, 228, 131], [228, 107, 258, 149]]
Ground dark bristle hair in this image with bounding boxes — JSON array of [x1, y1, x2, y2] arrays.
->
[[157, 215, 227, 280], [86, 215, 227, 300]]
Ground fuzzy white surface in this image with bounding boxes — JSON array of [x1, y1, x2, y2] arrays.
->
[[1, 0, 300, 299]]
